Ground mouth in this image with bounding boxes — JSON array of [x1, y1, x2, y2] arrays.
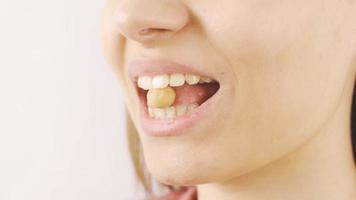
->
[[129, 59, 221, 137]]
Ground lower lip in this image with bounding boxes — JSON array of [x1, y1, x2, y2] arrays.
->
[[138, 89, 220, 137]]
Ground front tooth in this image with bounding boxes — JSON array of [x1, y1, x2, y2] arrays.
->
[[137, 76, 152, 90], [153, 108, 165, 119], [169, 73, 185, 87], [176, 105, 187, 116], [165, 107, 176, 118], [187, 103, 199, 112], [185, 74, 200, 85], [152, 74, 169, 88]]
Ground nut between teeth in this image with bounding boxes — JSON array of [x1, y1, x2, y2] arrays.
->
[[147, 87, 176, 108]]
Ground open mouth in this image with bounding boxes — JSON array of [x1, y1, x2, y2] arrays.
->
[[135, 73, 220, 120]]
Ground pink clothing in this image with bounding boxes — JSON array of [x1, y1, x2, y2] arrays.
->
[[148, 187, 197, 200]]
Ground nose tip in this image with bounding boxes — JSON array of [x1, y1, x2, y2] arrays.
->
[[115, 1, 189, 44]]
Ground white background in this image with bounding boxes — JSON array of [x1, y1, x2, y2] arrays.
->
[[0, 0, 140, 199]]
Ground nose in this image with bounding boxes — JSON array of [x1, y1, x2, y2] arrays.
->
[[115, 0, 189, 44]]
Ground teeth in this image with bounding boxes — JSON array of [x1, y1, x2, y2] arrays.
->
[[137, 73, 215, 90], [152, 74, 169, 89], [176, 105, 187, 116], [139, 74, 215, 118], [165, 107, 176, 118], [199, 77, 213, 83], [169, 73, 185, 87], [185, 74, 200, 85], [148, 107, 154, 117], [187, 103, 199, 112], [149, 103, 199, 119], [137, 76, 152, 90], [153, 108, 166, 119]]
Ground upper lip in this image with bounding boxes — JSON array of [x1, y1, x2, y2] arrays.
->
[[127, 58, 217, 82]]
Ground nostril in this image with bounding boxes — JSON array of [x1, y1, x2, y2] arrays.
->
[[138, 28, 166, 37], [136, 28, 173, 43], [115, 1, 189, 44], [139, 28, 163, 35]]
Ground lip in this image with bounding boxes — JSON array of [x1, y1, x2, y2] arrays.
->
[[128, 58, 221, 137]]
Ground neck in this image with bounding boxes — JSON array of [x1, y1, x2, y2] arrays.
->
[[198, 79, 356, 200]]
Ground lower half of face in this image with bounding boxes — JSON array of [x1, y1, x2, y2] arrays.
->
[[102, 0, 356, 186]]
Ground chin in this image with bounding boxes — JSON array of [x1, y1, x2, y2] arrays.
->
[[143, 153, 212, 186], [148, 165, 210, 186]]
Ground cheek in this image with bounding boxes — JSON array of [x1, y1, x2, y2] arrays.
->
[[177, 0, 351, 178], [198, 0, 321, 63], [196, 0, 345, 135]]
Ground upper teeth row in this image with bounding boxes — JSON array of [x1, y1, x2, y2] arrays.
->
[[137, 74, 214, 90]]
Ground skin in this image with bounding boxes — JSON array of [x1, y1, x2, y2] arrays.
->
[[100, 0, 356, 199]]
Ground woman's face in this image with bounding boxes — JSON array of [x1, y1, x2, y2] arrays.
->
[[101, 0, 356, 186]]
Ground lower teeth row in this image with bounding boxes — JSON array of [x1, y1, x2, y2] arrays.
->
[[148, 103, 199, 119]]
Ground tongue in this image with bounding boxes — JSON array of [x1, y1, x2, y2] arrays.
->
[[172, 82, 219, 106]]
